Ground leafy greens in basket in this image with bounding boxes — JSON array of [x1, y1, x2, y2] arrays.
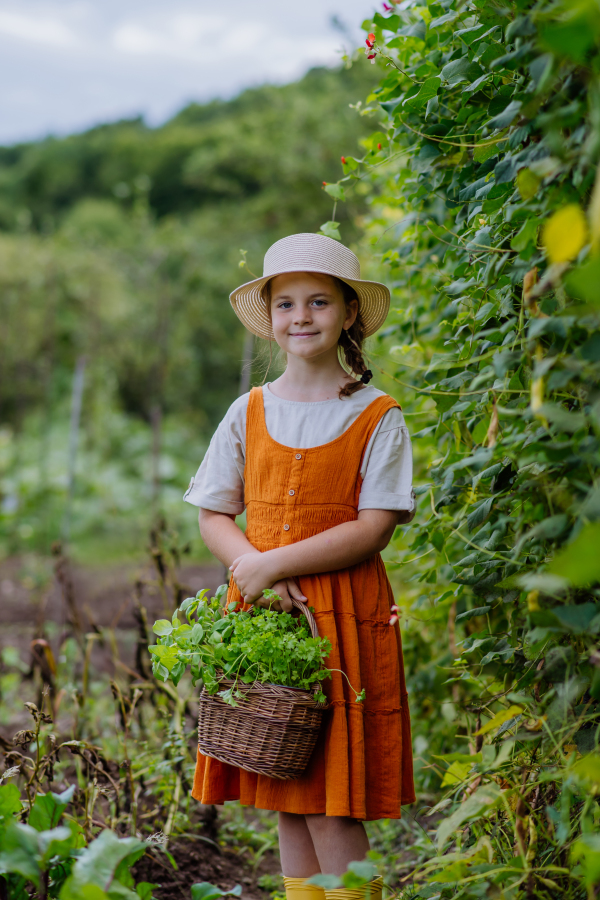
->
[[150, 587, 336, 705]]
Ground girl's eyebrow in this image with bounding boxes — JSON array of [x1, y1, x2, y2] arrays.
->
[[273, 291, 333, 301]]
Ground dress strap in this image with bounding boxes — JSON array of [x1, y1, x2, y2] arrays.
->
[[349, 394, 400, 471], [244, 387, 267, 479]]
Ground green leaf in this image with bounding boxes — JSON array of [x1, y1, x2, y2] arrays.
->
[[318, 221, 341, 241], [437, 784, 501, 849], [455, 606, 491, 623], [566, 255, 600, 306], [306, 874, 343, 889], [61, 886, 110, 900], [191, 623, 204, 643], [178, 597, 197, 614], [29, 785, 75, 831], [541, 17, 597, 63], [441, 58, 478, 85], [466, 497, 493, 532], [473, 140, 499, 164], [486, 100, 521, 131], [535, 403, 586, 433], [571, 753, 600, 788], [0, 822, 42, 885], [191, 884, 225, 900], [549, 523, 600, 587], [152, 620, 173, 637], [0, 784, 22, 820], [344, 861, 376, 884], [510, 218, 537, 252], [135, 884, 157, 900], [552, 603, 600, 634], [65, 830, 146, 893], [405, 77, 441, 109], [571, 833, 600, 889], [323, 183, 346, 202]]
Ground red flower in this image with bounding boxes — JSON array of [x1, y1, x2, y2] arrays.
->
[[322, 181, 327, 186], [365, 32, 376, 48], [390, 604, 399, 613], [388, 614, 399, 626], [341, 156, 346, 165], [377, 143, 382, 150], [367, 54, 377, 61]]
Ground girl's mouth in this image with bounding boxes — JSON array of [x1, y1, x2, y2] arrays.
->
[[290, 332, 319, 337]]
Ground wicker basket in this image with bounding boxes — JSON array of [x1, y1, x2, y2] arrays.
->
[[197, 598, 327, 780]]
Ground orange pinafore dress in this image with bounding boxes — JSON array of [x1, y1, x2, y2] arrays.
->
[[192, 387, 415, 820]]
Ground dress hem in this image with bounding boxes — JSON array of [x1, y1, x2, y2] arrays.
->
[[191, 787, 417, 820]]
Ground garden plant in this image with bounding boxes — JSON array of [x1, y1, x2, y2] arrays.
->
[[2, 0, 600, 897], [315, 0, 600, 895]]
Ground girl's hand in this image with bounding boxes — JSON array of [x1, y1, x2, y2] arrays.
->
[[229, 552, 306, 610], [258, 578, 307, 613]]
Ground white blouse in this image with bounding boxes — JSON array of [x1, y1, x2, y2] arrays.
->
[[184, 384, 415, 520]]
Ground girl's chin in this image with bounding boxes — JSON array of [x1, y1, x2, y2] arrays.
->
[[285, 345, 335, 359]]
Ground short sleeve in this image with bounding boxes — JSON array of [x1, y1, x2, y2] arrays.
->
[[183, 394, 248, 515], [358, 407, 416, 521]]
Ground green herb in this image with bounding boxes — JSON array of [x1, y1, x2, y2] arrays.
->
[[150, 586, 343, 706]]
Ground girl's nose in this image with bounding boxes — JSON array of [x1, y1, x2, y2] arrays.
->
[[293, 304, 312, 325]]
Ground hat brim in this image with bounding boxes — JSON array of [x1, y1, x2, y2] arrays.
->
[[229, 269, 391, 340]]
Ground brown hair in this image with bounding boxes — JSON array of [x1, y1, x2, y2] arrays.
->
[[261, 275, 370, 399]]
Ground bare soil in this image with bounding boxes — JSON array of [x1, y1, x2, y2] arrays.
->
[[134, 831, 280, 900]]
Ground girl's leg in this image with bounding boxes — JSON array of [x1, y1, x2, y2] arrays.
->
[[305, 815, 370, 876], [279, 812, 322, 877]]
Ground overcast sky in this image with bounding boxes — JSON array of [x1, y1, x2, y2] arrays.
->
[[0, 0, 378, 145]]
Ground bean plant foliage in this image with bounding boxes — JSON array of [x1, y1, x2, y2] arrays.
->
[[324, 0, 600, 895], [150, 588, 333, 704]]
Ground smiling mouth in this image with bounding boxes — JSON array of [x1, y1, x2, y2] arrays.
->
[[290, 332, 319, 337]]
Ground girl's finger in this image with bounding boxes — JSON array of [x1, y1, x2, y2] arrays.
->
[[277, 588, 293, 613], [286, 579, 308, 602]]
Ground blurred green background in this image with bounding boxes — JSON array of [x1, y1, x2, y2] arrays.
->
[[0, 61, 378, 564]]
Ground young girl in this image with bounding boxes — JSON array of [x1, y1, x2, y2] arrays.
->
[[184, 233, 415, 898]]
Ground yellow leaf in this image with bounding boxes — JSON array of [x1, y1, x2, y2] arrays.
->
[[588, 163, 600, 250], [530, 377, 544, 412], [484, 401, 499, 448], [475, 705, 523, 736], [543, 204, 588, 263], [527, 590, 540, 612], [517, 168, 541, 201], [441, 760, 472, 786]]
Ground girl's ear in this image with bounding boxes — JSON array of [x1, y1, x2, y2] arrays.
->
[[343, 297, 359, 331]]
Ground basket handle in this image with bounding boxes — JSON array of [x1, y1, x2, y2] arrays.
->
[[291, 596, 319, 639]]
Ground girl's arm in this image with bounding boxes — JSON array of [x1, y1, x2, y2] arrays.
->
[[228, 509, 399, 605], [198, 509, 308, 611], [198, 508, 256, 565]]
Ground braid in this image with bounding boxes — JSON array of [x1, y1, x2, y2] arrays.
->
[[335, 278, 371, 399]]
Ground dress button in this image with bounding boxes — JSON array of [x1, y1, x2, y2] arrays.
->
[[295, 454, 302, 460], [289, 489, 295, 496], [283, 523, 290, 531]]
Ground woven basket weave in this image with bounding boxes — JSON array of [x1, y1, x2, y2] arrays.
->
[[197, 599, 327, 780]]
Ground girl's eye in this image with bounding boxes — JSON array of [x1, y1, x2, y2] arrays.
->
[[277, 301, 293, 310], [312, 299, 327, 307]]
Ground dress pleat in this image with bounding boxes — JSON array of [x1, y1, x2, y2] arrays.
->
[[192, 387, 415, 820]]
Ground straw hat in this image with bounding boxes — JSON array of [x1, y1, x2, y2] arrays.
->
[[229, 233, 390, 340]]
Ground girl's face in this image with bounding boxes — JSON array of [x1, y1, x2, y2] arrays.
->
[[269, 272, 358, 360]]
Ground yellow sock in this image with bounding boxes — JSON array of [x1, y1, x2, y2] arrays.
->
[[324, 877, 383, 900], [283, 876, 326, 900]]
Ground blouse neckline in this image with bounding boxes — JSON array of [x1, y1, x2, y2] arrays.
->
[[256, 386, 396, 453], [264, 382, 375, 406]]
